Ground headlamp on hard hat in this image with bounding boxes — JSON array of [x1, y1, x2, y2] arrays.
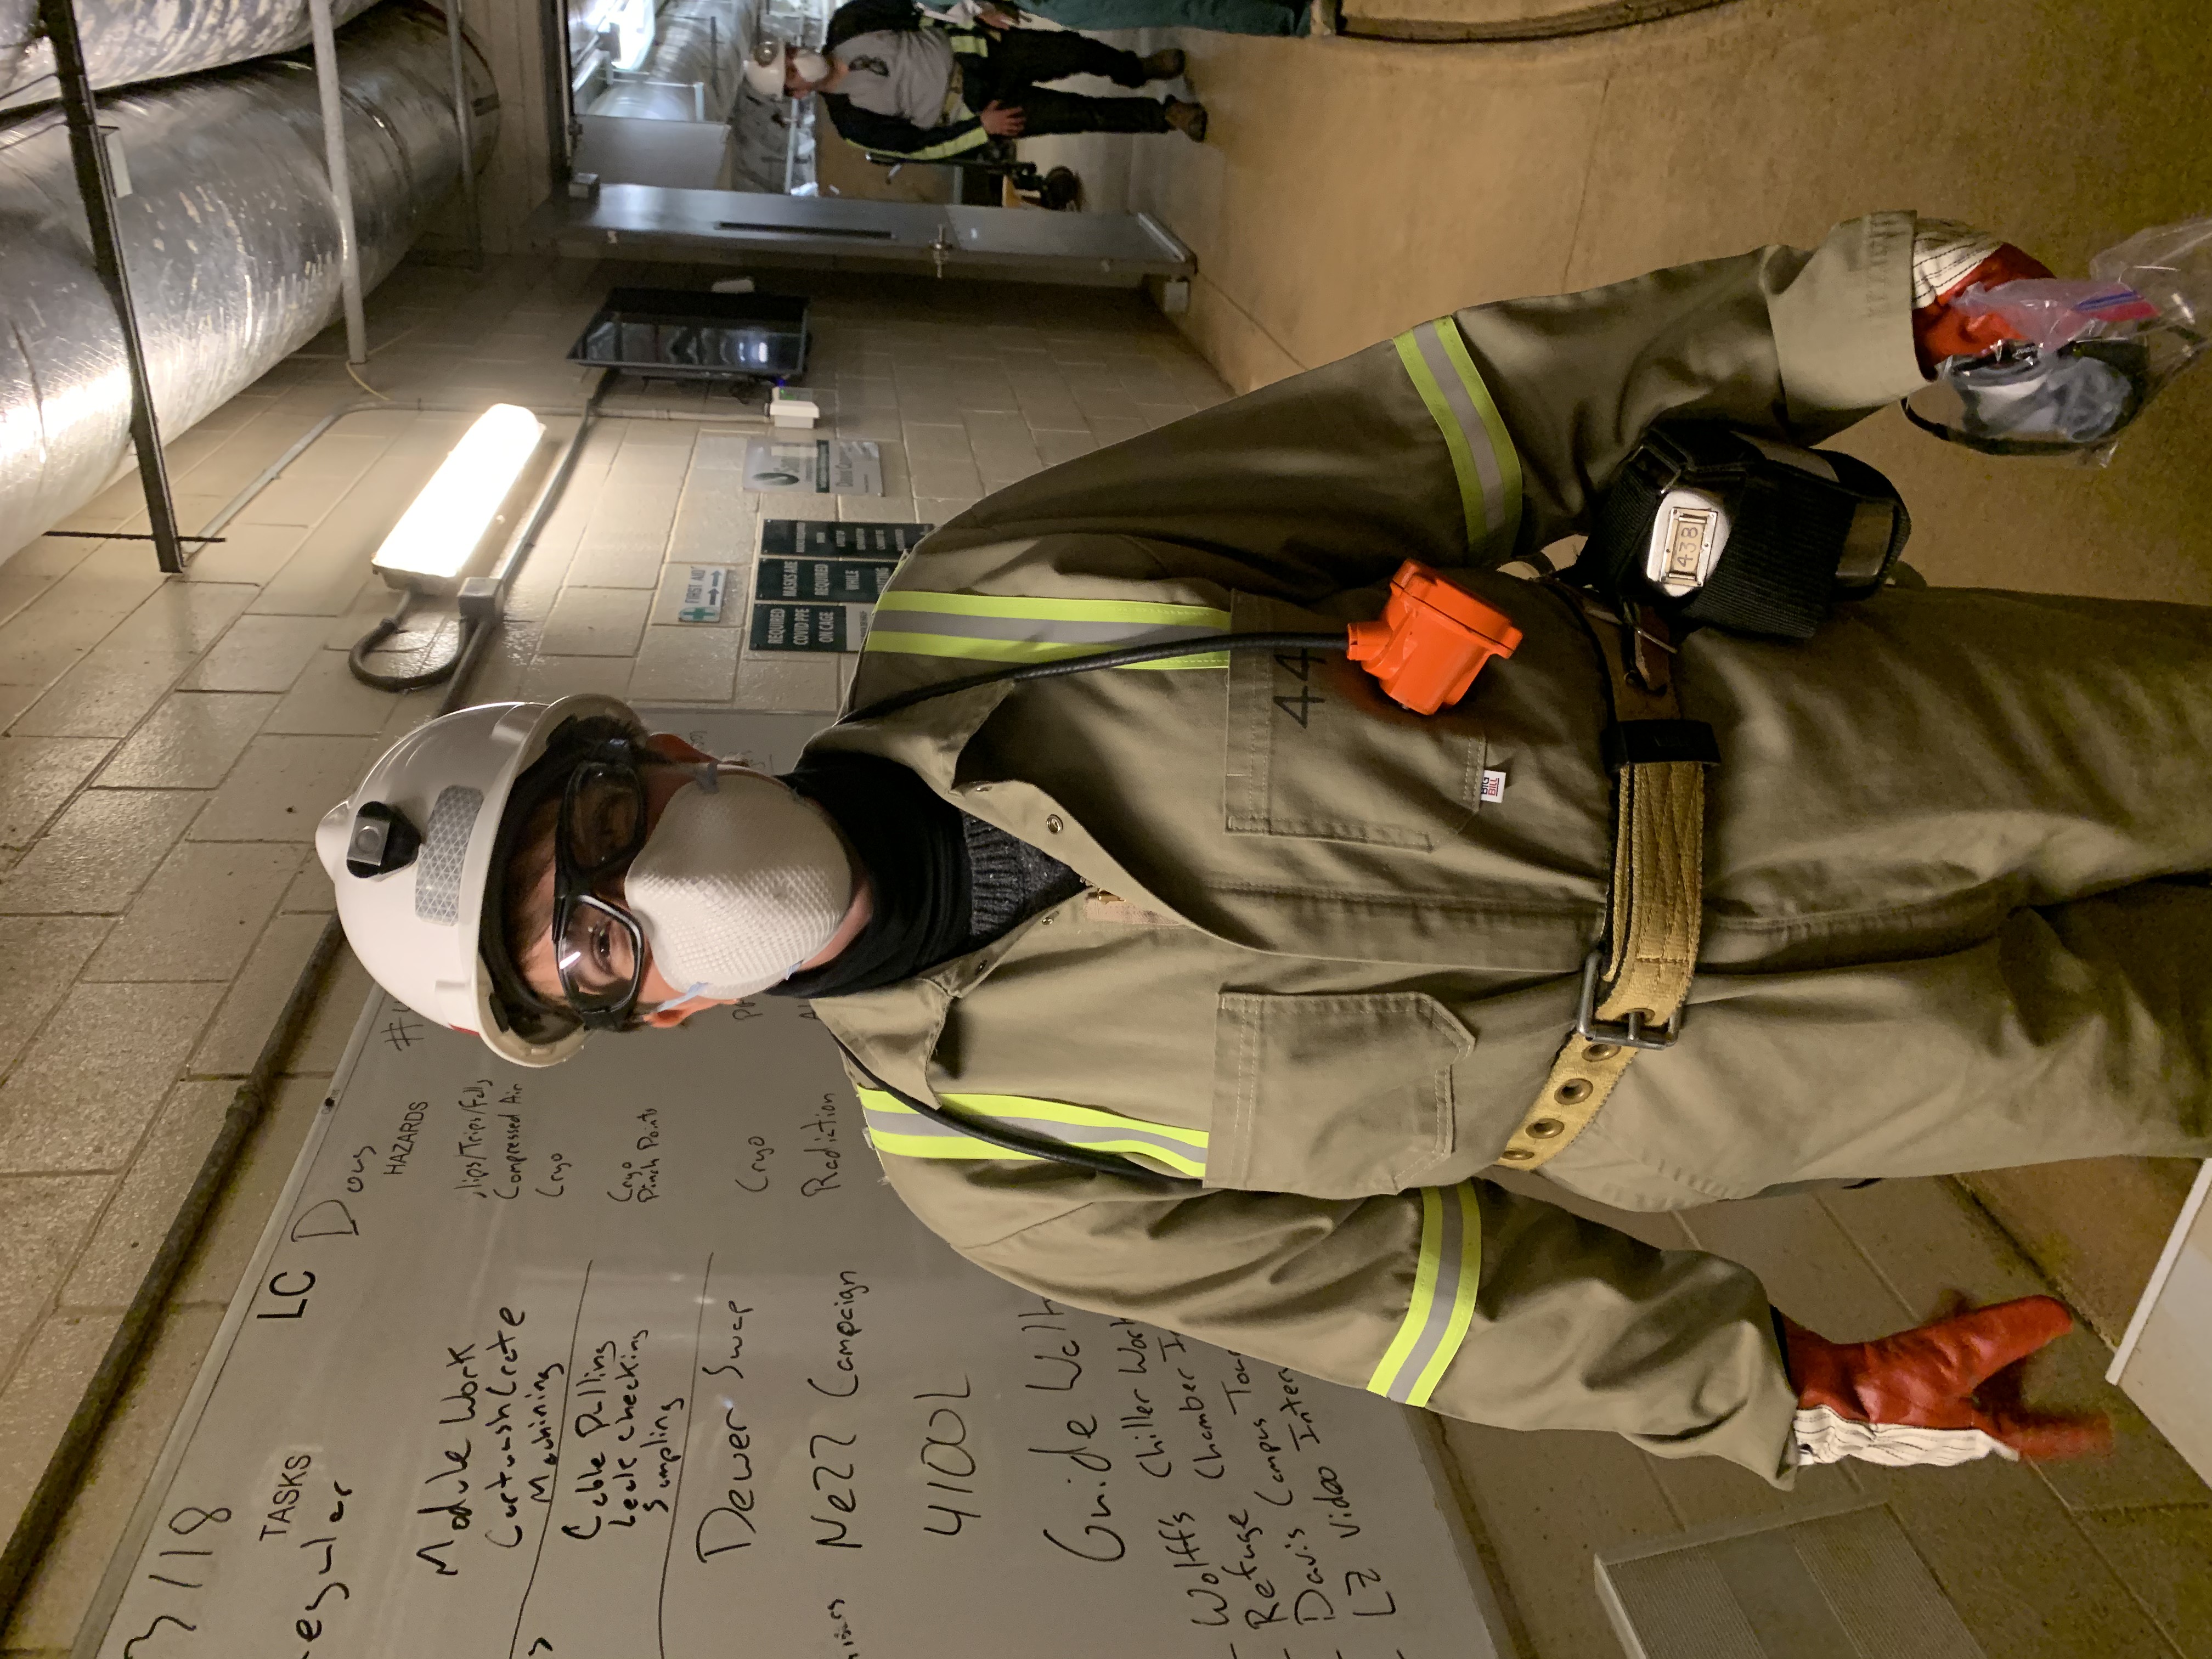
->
[[343, 800, 421, 878]]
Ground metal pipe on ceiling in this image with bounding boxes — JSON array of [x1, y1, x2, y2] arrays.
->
[[0, 0, 385, 111], [441, 0, 483, 267], [35, 0, 188, 573], [307, 0, 372, 366], [0, 1, 500, 563]]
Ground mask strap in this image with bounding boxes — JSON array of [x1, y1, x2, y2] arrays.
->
[[686, 760, 780, 794], [646, 981, 711, 1014]]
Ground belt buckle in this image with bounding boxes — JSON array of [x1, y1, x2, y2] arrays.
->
[[1575, 947, 1683, 1051]]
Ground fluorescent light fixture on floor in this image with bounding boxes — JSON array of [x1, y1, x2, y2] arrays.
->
[[371, 403, 546, 592]]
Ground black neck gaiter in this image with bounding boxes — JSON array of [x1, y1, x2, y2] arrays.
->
[[772, 753, 972, 998]]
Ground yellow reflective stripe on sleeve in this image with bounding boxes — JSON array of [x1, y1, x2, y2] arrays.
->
[[1392, 319, 1522, 558], [948, 32, 990, 52], [865, 591, 1231, 670], [857, 1088, 1043, 1161], [945, 1092, 1207, 1147], [884, 125, 993, 162], [1429, 318, 1523, 556], [1366, 1182, 1482, 1407], [876, 592, 1229, 627], [864, 631, 1112, 664], [861, 632, 1229, 669], [856, 1087, 1207, 1178]]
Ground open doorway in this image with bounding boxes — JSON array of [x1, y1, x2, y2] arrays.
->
[[531, 0, 1192, 284], [563, 0, 826, 195]]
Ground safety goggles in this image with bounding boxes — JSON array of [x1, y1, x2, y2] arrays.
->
[[550, 755, 654, 1029]]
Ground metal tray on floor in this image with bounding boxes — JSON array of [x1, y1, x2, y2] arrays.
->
[[568, 285, 810, 381]]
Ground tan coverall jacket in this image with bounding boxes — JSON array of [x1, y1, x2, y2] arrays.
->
[[802, 212, 2212, 1481]]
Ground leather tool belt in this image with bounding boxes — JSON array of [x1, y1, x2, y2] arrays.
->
[[1497, 590, 1717, 1170]]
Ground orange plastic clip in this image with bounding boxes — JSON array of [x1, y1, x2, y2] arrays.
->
[[1345, 561, 1522, 715]]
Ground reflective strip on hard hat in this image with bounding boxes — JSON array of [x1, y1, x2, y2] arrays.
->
[[1366, 1181, 1482, 1408], [864, 591, 1231, 669], [1393, 319, 1523, 558], [857, 1087, 1209, 1177]]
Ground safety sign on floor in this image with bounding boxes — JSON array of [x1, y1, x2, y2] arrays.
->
[[742, 437, 883, 496], [748, 519, 933, 654], [83, 733, 1502, 1659]]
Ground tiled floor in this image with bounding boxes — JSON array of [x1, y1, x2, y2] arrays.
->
[[1453, 1172, 2212, 1659], [0, 256, 1229, 1651]]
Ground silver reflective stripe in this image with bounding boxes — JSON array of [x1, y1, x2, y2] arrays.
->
[[413, 785, 482, 926], [857, 1087, 1207, 1177], [859, 1095, 1042, 1161], [1366, 1182, 1482, 1408], [865, 591, 1232, 669], [869, 609, 1225, 647], [1410, 322, 1509, 543], [978, 1109, 1205, 1170]]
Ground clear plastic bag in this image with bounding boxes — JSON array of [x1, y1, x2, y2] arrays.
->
[[1904, 214, 2212, 462], [1949, 279, 2158, 349]]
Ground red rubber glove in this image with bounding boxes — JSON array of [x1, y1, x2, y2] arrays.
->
[[1784, 1294, 2111, 1468], [1912, 236, 2055, 370]]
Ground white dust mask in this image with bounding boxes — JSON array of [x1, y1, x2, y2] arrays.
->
[[623, 768, 853, 1001]]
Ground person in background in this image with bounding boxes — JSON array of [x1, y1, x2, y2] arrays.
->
[[746, 0, 1208, 162]]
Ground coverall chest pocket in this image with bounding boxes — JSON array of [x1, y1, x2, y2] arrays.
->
[[1223, 591, 1485, 850], [1209, 991, 1470, 1199]]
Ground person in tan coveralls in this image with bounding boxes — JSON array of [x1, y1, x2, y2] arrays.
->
[[324, 212, 2206, 1483]]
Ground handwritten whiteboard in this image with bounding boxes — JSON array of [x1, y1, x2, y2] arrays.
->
[[84, 715, 1505, 1659]]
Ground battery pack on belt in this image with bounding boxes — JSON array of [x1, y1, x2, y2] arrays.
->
[[1579, 423, 1912, 641]]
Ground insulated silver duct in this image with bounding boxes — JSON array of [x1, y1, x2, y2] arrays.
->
[[0, 2, 497, 561], [0, 0, 384, 112]]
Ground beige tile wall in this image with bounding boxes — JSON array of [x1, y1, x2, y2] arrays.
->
[[0, 253, 1227, 1652]]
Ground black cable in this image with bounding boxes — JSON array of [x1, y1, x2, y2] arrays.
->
[[348, 586, 473, 692], [0, 68, 58, 104], [833, 1039, 1200, 1190], [842, 630, 1347, 725]]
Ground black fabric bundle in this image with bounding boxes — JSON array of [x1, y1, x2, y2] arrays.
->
[[773, 752, 1084, 998]]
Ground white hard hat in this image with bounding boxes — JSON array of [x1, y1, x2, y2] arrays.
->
[[744, 41, 789, 98], [317, 695, 640, 1068]]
